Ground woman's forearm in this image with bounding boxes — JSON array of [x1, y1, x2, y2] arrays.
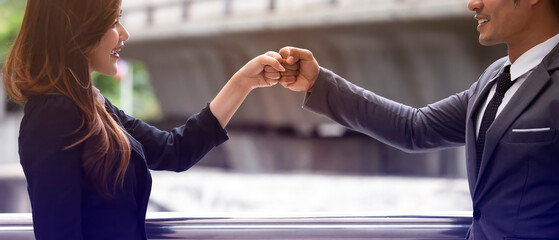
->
[[208, 53, 284, 128], [209, 75, 251, 128]]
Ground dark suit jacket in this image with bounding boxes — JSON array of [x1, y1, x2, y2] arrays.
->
[[303, 44, 559, 239], [19, 95, 228, 240]]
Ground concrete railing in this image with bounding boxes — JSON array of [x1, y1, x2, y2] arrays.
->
[[0, 212, 471, 239], [121, 0, 471, 40]]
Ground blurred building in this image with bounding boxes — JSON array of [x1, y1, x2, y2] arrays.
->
[[119, 0, 506, 177], [0, 0, 507, 213]]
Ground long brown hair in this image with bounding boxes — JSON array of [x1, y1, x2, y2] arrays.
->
[[3, 0, 131, 195]]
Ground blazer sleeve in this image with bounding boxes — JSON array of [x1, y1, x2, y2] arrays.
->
[[303, 67, 469, 153], [19, 96, 85, 240], [105, 100, 229, 171]]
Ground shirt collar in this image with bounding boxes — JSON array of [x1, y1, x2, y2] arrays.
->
[[503, 33, 559, 81]]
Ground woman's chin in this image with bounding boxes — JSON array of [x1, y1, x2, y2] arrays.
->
[[94, 68, 118, 76]]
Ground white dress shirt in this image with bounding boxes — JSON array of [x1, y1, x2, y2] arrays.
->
[[475, 33, 559, 137]]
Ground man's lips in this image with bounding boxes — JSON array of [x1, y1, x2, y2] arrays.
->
[[475, 15, 489, 25]]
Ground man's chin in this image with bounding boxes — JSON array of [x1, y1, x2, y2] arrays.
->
[[478, 36, 500, 47]]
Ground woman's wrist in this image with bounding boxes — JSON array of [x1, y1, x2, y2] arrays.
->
[[230, 74, 257, 92]]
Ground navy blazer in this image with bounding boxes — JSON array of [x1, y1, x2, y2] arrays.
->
[[303, 43, 559, 239], [19, 94, 228, 240]]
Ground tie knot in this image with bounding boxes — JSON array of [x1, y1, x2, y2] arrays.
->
[[496, 65, 513, 94]]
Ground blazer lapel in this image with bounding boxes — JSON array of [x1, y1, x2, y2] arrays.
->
[[474, 64, 551, 192], [466, 68, 500, 188], [464, 43, 559, 198]]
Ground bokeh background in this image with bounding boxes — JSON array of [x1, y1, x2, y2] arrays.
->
[[1, 0, 507, 214]]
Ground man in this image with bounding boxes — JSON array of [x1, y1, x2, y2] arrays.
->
[[276, 0, 559, 239]]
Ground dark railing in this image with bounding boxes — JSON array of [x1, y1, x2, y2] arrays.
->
[[0, 212, 471, 239]]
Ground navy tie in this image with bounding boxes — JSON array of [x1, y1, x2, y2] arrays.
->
[[476, 66, 513, 174]]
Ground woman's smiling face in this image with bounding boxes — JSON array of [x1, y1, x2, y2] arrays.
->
[[88, 11, 129, 76]]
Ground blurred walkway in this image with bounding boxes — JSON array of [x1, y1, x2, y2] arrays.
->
[[0, 114, 21, 166], [1, 165, 471, 213], [149, 167, 471, 213]]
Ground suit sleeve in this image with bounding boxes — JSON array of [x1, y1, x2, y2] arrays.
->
[[19, 96, 84, 240], [303, 67, 469, 152], [105, 101, 229, 171]]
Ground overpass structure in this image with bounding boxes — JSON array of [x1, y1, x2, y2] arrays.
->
[[118, 0, 506, 176], [0, 0, 498, 220]]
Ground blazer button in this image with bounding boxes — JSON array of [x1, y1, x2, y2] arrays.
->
[[473, 209, 481, 220]]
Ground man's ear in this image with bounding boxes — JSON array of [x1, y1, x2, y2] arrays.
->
[[528, 0, 540, 6]]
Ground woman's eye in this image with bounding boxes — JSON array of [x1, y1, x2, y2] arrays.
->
[[113, 15, 122, 28]]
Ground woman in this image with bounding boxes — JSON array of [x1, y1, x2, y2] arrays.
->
[[2, 0, 285, 239]]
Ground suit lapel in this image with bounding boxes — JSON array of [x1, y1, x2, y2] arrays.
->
[[474, 64, 552, 193], [466, 68, 500, 188], [467, 42, 559, 197]]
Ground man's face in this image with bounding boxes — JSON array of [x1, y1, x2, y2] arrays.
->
[[468, 0, 533, 46]]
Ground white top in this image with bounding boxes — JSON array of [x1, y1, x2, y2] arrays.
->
[[475, 33, 559, 137]]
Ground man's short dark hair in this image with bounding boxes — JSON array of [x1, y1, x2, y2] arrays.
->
[[551, 0, 559, 18], [516, 0, 559, 17]]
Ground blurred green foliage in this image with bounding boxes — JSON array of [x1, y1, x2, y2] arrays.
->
[[1, 0, 161, 121], [0, 0, 25, 65], [93, 61, 162, 121]]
